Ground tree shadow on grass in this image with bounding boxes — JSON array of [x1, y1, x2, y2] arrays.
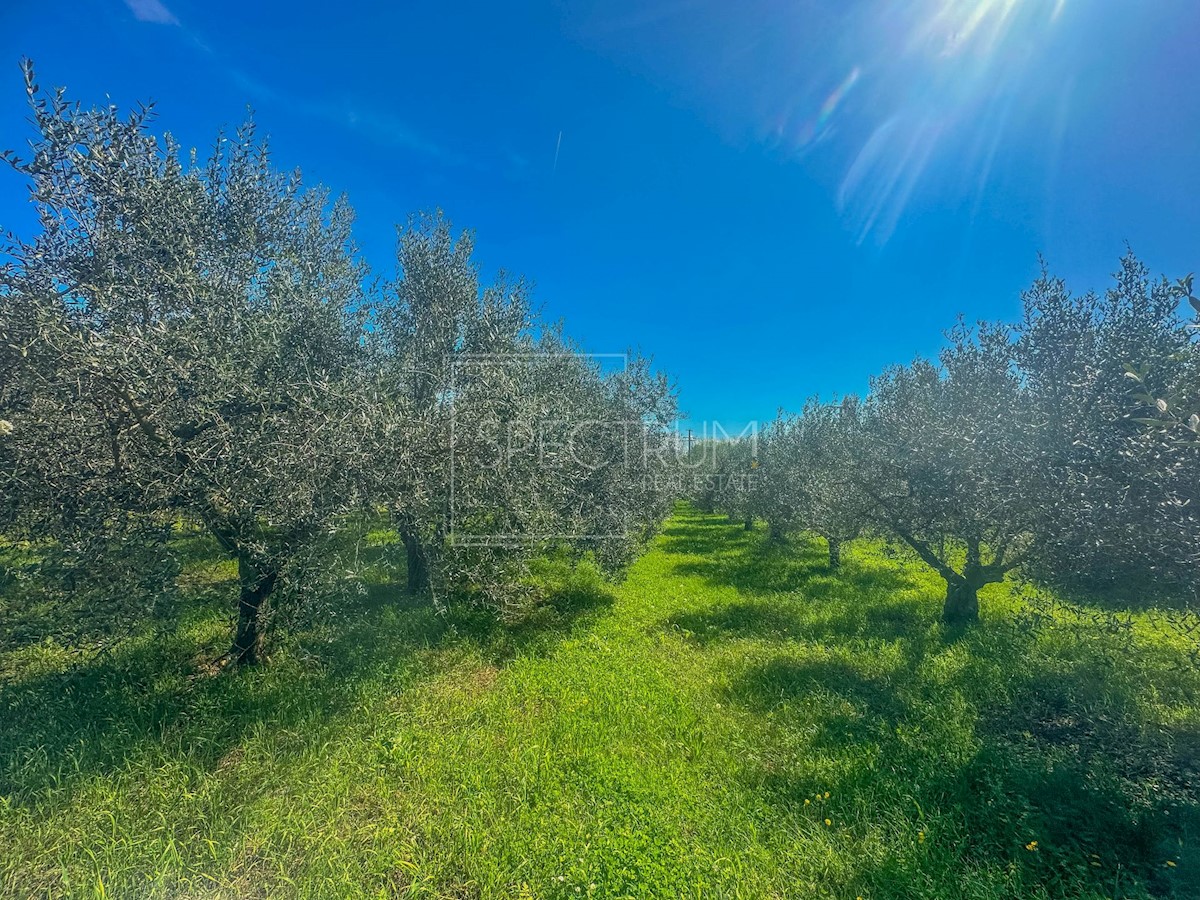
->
[[720, 615, 1200, 898], [663, 514, 921, 601], [657, 516, 756, 558], [664, 591, 933, 650], [733, 657, 910, 750], [452, 571, 618, 663], [0, 591, 430, 806], [949, 667, 1200, 899], [666, 601, 809, 645], [672, 541, 830, 595], [661, 512, 1200, 896]]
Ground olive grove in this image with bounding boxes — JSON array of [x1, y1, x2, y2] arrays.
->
[[0, 65, 679, 662], [707, 258, 1198, 624], [4, 62, 1197, 657]]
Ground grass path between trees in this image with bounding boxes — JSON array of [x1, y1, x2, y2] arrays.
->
[[2, 506, 1198, 899]]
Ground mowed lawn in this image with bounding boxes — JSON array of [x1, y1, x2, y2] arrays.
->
[[2, 508, 1198, 899]]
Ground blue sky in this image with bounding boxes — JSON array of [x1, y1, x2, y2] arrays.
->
[[2, 1, 1198, 433]]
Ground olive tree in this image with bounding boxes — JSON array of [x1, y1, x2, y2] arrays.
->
[[0, 64, 371, 664], [853, 322, 1043, 624], [683, 438, 725, 514], [1013, 256, 1197, 593], [437, 338, 677, 612], [371, 213, 533, 597], [706, 437, 760, 530], [764, 398, 870, 567]]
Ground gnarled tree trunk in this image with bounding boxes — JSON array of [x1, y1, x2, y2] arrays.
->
[[827, 536, 842, 569], [402, 527, 429, 594], [231, 552, 278, 666], [885, 528, 1000, 627], [942, 576, 980, 625]]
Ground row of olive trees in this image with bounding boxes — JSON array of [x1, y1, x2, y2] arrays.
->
[[0, 65, 677, 664], [369, 217, 676, 612], [706, 257, 1199, 624]]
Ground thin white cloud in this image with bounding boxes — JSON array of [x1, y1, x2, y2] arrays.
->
[[124, 0, 179, 26]]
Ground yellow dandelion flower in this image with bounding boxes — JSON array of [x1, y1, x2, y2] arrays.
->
[[1025, 841, 1038, 852], [804, 799, 810, 806], [918, 831, 925, 843], [824, 791, 830, 799], [824, 818, 832, 827]]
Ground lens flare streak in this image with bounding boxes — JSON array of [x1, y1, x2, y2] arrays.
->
[[811, 0, 1069, 243], [797, 66, 862, 148]]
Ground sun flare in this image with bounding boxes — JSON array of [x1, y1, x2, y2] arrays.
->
[[802, 0, 1072, 242]]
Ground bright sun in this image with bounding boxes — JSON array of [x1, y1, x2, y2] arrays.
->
[[818, 0, 1071, 242]]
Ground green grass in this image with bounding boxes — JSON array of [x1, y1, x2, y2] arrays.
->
[[2, 507, 1197, 898]]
